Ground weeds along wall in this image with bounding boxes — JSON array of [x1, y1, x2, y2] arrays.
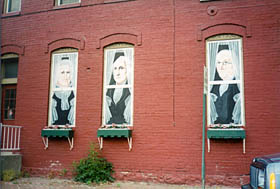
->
[[1, 0, 280, 186]]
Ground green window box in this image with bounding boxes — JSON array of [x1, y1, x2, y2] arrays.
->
[[97, 129, 133, 151], [207, 129, 246, 153], [97, 128, 132, 138], [41, 129, 74, 150], [207, 129, 246, 139], [41, 129, 74, 138]]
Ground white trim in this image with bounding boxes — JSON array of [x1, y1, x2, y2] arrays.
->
[[5, 0, 21, 13], [206, 38, 245, 126], [0, 125, 22, 151], [52, 87, 75, 91], [102, 47, 134, 126], [1, 53, 18, 59], [48, 52, 79, 127], [58, 0, 80, 6], [209, 80, 241, 85], [207, 128, 244, 131], [2, 78, 17, 84], [98, 128, 132, 130], [105, 85, 133, 89]]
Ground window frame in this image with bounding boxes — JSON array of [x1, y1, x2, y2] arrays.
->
[[206, 35, 245, 127], [48, 50, 79, 127], [2, 86, 17, 120], [102, 43, 134, 127], [1, 53, 19, 121], [55, 0, 81, 6], [1, 53, 18, 85], [3, 0, 21, 14]]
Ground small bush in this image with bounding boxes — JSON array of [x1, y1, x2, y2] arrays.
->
[[20, 170, 30, 178], [47, 171, 56, 179], [72, 144, 115, 184], [2, 169, 18, 181], [59, 168, 68, 177]]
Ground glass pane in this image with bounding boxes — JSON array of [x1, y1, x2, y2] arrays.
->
[[104, 88, 132, 125], [3, 88, 16, 120], [5, 108, 15, 119], [207, 40, 241, 82], [3, 58, 18, 78], [7, 0, 20, 12], [5, 90, 10, 99], [4, 110, 8, 119], [209, 84, 241, 125], [60, 0, 79, 5], [50, 52, 78, 126], [258, 169, 264, 188], [103, 47, 134, 126], [4, 100, 9, 108], [10, 89, 16, 98], [10, 100, 15, 107]]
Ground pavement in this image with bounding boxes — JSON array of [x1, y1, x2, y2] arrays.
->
[[0, 177, 239, 189]]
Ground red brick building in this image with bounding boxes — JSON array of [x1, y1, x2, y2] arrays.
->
[[1, 0, 280, 186]]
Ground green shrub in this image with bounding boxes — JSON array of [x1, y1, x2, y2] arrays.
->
[[47, 171, 56, 179], [2, 169, 18, 181], [59, 168, 68, 177], [20, 170, 30, 178], [72, 144, 115, 184]]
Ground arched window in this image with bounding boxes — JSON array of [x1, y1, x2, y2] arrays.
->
[[102, 43, 134, 127], [1, 53, 19, 121], [48, 48, 78, 127], [206, 34, 245, 127]]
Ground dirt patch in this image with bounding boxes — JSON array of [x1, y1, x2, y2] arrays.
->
[[0, 177, 239, 189]]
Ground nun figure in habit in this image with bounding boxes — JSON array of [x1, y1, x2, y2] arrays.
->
[[105, 51, 132, 125], [51, 57, 75, 125], [209, 43, 242, 125]]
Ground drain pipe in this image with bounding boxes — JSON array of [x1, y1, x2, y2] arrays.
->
[[0, 124, 2, 181], [172, 0, 176, 127], [201, 66, 207, 189], [0, 0, 3, 180]]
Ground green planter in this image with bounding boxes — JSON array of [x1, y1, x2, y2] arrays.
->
[[41, 129, 74, 150], [97, 129, 133, 151], [207, 129, 246, 153], [41, 129, 74, 138], [97, 129, 132, 138], [207, 129, 246, 139]]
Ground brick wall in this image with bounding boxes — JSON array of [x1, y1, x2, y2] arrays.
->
[[1, 0, 280, 186]]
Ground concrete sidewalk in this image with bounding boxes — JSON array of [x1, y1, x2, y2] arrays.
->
[[0, 177, 239, 189]]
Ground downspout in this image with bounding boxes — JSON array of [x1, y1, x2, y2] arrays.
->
[[0, 0, 3, 124], [172, 0, 176, 127], [202, 67, 207, 189], [0, 0, 3, 180]]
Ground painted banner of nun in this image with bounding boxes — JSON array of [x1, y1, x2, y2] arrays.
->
[[103, 48, 134, 126], [207, 39, 243, 125], [50, 52, 78, 126]]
